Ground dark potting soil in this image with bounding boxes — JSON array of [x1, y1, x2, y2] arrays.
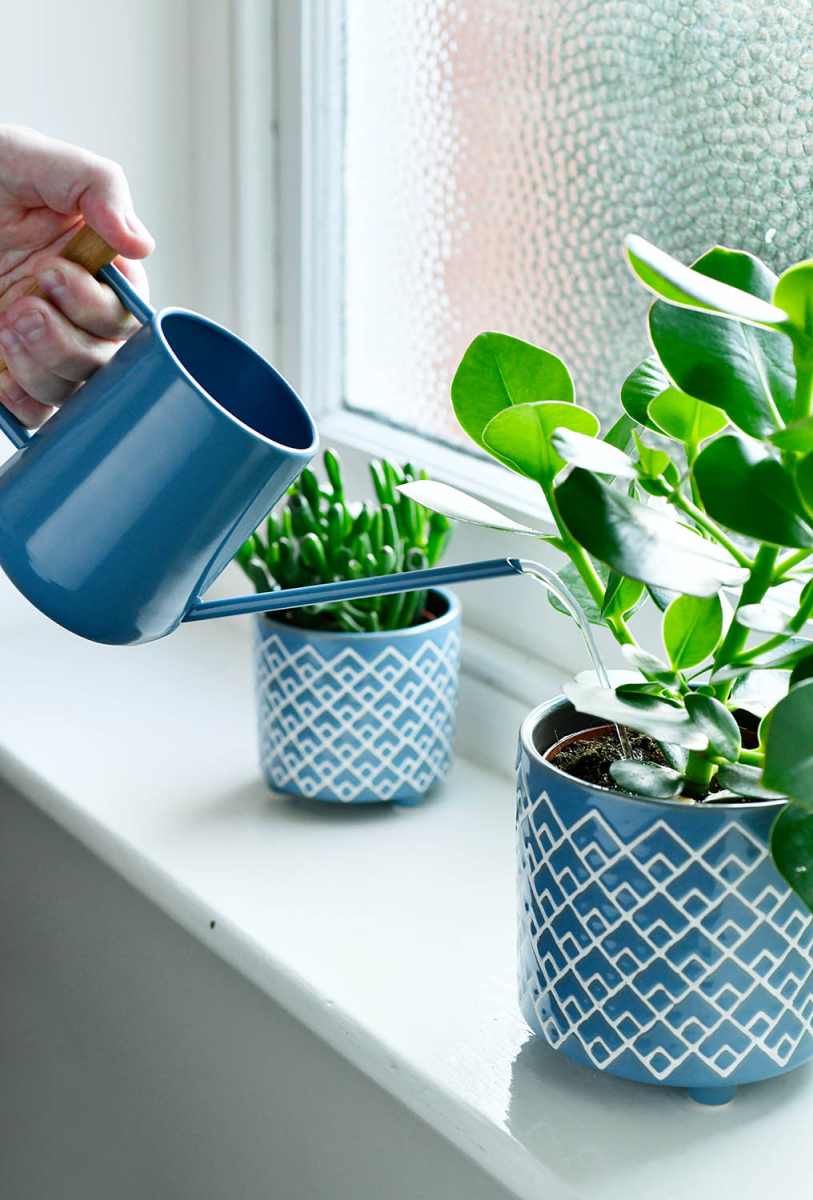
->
[[550, 729, 669, 791]]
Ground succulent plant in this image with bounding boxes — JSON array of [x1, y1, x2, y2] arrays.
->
[[235, 450, 454, 633]]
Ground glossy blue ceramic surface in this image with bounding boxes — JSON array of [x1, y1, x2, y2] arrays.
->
[[517, 697, 813, 1097], [0, 267, 318, 645], [253, 588, 460, 803]]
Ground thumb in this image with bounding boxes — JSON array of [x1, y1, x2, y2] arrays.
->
[[74, 161, 155, 260], [0, 126, 154, 259]]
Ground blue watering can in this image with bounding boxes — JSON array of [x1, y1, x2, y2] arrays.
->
[[0, 232, 524, 646]]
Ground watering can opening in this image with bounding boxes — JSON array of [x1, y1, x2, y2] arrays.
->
[[157, 312, 317, 454]]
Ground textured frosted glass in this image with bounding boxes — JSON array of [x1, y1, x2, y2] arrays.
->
[[344, 0, 813, 444]]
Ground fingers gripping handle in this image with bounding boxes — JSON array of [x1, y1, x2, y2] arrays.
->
[[0, 226, 117, 376], [0, 228, 153, 449]]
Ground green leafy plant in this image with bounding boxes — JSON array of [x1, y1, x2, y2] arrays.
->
[[401, 235, 813, 912], [236, 450, 453, 634]]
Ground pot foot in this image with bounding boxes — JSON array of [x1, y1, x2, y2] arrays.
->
[[685, 1085, 737, 1107]]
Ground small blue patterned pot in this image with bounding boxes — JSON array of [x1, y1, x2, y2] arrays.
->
[[517, 696, 813, 1105], [253, 588, 460, 804]]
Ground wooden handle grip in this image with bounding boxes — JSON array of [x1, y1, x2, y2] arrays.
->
[[0, 226, 117, 374]]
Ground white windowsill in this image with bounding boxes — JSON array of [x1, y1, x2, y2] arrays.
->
[[0, 568, 809, 1200]]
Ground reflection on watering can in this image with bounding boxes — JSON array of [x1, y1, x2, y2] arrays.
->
[[0, 236, 528, 645]]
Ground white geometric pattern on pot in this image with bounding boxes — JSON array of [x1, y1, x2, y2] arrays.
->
[[517, 781, 813, 1081], [255, 629, 460, 801]]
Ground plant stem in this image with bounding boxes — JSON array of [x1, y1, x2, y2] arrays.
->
[[773, 546, 812, 582], [790, 580, 813, 631], [792, 341, 813, 422], [733, 631, 788, 664], [729, 574, 813, 667], [606, 613, 636, 646], [737, 747, 765, 767], [685, 440, 706, 511], [684, 750, 716, 797], [566, 541, 638, 645], [674, 430, 761, 797], [544, 482, 639, 648], [568, 544, 605, 609], [712, 544, 780, 703], [669, 492, 752, 568], [543, 481, 605, 609]]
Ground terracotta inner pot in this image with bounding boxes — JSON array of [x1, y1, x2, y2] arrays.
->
[[543, 724, 617, 762]]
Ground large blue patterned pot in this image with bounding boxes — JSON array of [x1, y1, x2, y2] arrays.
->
[[253, 588, 460, 804], [517, 696, 813, 1105]]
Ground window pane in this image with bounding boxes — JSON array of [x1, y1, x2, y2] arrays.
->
[[344, 0, 813, 444]]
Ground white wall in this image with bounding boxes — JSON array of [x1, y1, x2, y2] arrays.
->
[[0, 0, 197, 311], [0, 780, 518, 1200]]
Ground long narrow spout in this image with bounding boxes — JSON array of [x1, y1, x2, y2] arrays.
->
[[184, 557, 524, 622]]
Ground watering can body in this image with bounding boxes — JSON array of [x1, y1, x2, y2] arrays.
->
[[0, 269, 318, 645]]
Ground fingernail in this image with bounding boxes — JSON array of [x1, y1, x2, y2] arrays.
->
[[0, 379, 27, 405], [125, 210, 151, 239], [15, 312, 45, 341], [39, 268, 66, 296], [0, 328, 21, 354]]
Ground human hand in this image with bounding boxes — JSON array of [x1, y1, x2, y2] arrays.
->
[[0, 125, 154, 428]]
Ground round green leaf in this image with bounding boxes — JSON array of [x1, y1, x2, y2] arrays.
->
[[483, 402, 599, 486], [730, 668, 791, 719], [602, 413, 638, 453], [663, 593, 723, 669], [647, 387, 728, 445], [451, 333, 574, 465], [554, 469, 749, 598], [620, 357, 672, 431], [616, 682, 681, 703], [396, 479, 545, 536], [771, 417, 813, 454], [634, 438, 672, 483], [648, 247, 795, 438], [548, 561, 646, 627], [763, 679, 813, 799], [551, 427, 637, 479], [609, 760, 685, 799], [774, 260, 813, 340], [600, 571, 646, 621], [693, 245, 778, 297], [647, 584, 681, 612], [625, 236, 788, 326], [771, 802, 813, 914], [693, 435, 813, 548], [562, 681, 708, 750], [718, 762, 785, 801], [659, 741, 689, 773], [620, 643, 681, 686], [735, 603, 795, 635], [548, 560, 605, 627], [790, 652, 813, 689], [684, 693, 740, 760]]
